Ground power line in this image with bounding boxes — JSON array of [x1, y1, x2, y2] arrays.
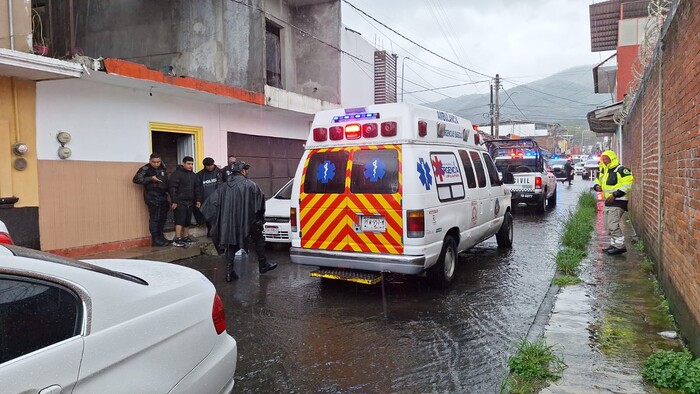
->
[[343, 0, 493, 79], [404, 79, 490, 94]]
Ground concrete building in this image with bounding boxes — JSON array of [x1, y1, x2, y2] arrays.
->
[[0, 0, 382, 255]]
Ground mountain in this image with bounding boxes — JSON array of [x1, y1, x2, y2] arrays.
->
[[427, 65, 613, 130]]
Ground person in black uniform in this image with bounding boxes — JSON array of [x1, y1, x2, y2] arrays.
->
[[220, 155, 237, 182], [132, 153, 171, 246], [564, 159, 574, 186], [201, 160, 277, 282], [194, 157, 221, 237], [169, 156, 202, 247]]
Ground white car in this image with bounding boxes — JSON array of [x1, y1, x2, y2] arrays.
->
[[0, 244, 237, 393], [574, 162, 585, 176], [0, 219, 12, 244], [263, 179, 293, 243]]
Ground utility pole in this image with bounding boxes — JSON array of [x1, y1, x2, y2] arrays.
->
[[494, 74, 500, 138], [489, 81, 494, 136]]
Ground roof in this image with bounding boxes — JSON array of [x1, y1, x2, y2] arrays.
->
[[587, 101, 623, 133], [590, 0, 651, 52]]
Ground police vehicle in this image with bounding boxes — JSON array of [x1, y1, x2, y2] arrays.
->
[[288, 103, 514, 288], [488, 138, 557, 213]]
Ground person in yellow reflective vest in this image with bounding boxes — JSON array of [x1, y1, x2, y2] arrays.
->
[[594, 150, 634, 255]]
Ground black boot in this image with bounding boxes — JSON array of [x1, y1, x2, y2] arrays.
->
[[225, 261, 239, 282], [259, 259, 278, 274], [152, 235, 168, 247]]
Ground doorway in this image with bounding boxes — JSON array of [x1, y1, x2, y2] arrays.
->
[[149, 122, 204, 174]]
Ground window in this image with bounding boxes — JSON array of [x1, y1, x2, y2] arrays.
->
[[458, 150, 477, 189], [469, 151, 487, 188], [265, 21, 283, 89], [0, 278, 82, 363], [303, 151, 349, 194], [430, 152, 465, 201], [350, 149, 399, 194], [482, 153, 502, 186]]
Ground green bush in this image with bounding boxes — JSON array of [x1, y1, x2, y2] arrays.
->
[[642, 350, 700, 393], [560, 205, 596, 251]]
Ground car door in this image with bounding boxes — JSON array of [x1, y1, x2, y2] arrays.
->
[[0, 276, 85, 394], [481, 152, 506, 233]]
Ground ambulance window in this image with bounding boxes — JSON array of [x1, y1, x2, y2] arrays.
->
[[482, 153, 502, 186], [458, 150, 478, 189], [303, 151, 349, 194], [430, 152, 465, 202], [469, 151, 487, 188], [350, 149, 399, 194]]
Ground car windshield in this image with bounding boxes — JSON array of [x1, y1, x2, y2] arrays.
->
[[495, 158, 539, 173], [273, 180, 293, 200], [549, 159, 567, 167]]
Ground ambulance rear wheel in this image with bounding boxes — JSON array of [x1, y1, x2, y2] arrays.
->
[[428, 236, 457, 288], [496, 211, 513, 248]]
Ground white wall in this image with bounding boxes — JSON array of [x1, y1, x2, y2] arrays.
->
[[36, 78, 311, 165], [340, 27, 375, 107]]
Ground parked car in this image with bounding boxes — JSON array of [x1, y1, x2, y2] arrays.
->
[[574, 162, 585, 176], [0, 219, 12, 244], [583, 156, 601, 180], [0, 244, 237, 393], [263, 179, 294, 243]]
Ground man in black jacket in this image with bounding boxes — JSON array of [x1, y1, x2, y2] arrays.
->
[[132, 153, 171, 246], [220, 155, 237, 182], [201, 160, 277, 281], [194, 157, 221, 236], [169, 156, 202, 247]]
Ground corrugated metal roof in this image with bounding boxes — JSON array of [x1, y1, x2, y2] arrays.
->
[[590, 0, 651, 52]]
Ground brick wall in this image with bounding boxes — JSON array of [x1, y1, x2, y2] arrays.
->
[[623, 0, 700, 354]]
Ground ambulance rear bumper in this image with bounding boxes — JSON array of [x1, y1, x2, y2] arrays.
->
[[289, 247, 426, 275]]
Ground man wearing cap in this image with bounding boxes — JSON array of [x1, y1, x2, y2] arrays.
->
[[194, 157, 221, 237], [201, 160, 277, 281], [220, 155, 237, 183], [594, 150, 634, 255]]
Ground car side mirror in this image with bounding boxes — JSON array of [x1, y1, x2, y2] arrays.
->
[[502, 171, 515, 184]]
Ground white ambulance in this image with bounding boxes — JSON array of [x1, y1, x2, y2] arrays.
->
[[288, 103, 515, 288]]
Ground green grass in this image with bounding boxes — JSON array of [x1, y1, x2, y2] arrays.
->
[[553, 275, 582, 286], [504, 338, 566, 394], [642, 350, 700, 393], [640, 256, 654, 273], [555, 247, 586, 276]]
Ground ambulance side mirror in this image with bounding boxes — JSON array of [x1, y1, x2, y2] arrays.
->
[[502, 171, 515, 184]]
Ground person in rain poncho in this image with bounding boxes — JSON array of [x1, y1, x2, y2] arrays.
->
[[594, 150, 634, 255]]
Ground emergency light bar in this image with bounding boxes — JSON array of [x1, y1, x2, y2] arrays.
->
[[332, 113, 379, 123]]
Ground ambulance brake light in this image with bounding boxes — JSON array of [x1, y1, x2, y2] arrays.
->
[[381, 121, 397, 137], [313, 127, 327, 142], [407, 210, 424, 238], [418, 120, 427, 137], [362, 123, 378, 138], [329, 126, 344, 140], [345, 124, 361, 140], [290, 207, 297, 232]]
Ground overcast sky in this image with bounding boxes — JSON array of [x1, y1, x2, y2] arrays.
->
[[341, 0, 615, 104]]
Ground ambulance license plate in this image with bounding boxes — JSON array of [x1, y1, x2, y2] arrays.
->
[[264, 225, 279, 235], [361, 216, 386, 232]]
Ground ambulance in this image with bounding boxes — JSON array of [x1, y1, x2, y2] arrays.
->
[[288, 103, 515, 288]]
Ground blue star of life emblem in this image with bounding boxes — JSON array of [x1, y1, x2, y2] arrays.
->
[[316, 160, 336, 184], [417, 157, 432, 190], [363, 158, 386, 183]]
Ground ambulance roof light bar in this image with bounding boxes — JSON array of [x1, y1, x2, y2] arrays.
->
[[332, 113, 380, 123]]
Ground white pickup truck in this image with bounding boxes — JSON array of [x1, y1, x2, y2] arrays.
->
[[487, 138, 558, 213]]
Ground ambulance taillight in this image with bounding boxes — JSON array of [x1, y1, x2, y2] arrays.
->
[[313, 127, 327, 142], [418, 120, 427, 137], [362, 123, 378, 138], [290, 207, 297, 232], [407, 210, 425, 238], [345, 124, 361, 140], [381, 121, 397, 137], [330, 126, 344, 140]]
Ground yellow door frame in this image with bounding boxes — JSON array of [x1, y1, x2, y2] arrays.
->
[[149, 122, 205, 172]]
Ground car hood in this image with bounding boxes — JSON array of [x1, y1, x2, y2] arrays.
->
[[265, 197, 290, 218]]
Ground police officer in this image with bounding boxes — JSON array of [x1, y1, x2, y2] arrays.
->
[[594, 150, 634, 255], [194, 157, 221, 236], [220, 155, 237, 182], [132, 153, 171, 246]]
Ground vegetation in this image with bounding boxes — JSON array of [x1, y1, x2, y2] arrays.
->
[[555, 247, 586, 276], [642, 350, 700, 394], [504, 338, 566, 394], [552, 275, 581, 286]]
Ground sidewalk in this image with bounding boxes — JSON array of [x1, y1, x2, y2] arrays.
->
[[539, 213, 682, 393]]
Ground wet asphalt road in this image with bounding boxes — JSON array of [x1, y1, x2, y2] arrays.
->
[[178, 180, 595, 393]]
